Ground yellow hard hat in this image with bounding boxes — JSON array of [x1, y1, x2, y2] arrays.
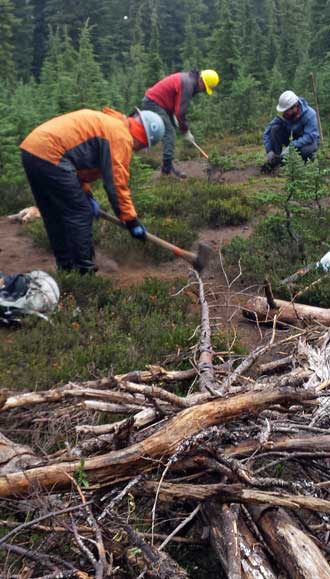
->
[[201, 69, 220, 95]]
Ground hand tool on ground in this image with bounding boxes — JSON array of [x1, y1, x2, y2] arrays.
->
[[99, 209, 211, 272], [281, 263, 315, 286], [191, 140, 209, 159]]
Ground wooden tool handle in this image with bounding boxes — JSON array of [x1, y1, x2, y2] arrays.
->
[[192, 141, 209, 159], [99, 209, 197, 265]]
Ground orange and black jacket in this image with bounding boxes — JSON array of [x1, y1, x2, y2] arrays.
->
[[20, 108, 137, 222]]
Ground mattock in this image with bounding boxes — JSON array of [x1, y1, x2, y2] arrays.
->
[[99, 209, 211, 273]]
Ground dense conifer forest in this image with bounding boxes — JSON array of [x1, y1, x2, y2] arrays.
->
[[1, 0, 330, 195]]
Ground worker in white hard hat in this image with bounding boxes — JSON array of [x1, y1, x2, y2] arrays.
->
[[261, 90, 320, 173], [142, 69, 220, 178]]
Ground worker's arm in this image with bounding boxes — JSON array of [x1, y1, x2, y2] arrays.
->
[[292, 108, 319, 149], [99, 137, 137, 222], [174, 74, 196, 133], [263, 117, 278, 152]]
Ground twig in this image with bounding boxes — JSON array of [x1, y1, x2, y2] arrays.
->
[[158, 504, 201, 551], [0, 501, 93, 547]]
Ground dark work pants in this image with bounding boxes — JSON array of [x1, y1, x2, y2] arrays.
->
[[21, 150, 95, 274], [142, 96, 176, 163], [268, 118, 319, 161]]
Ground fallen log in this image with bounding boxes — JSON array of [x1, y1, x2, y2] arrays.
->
[[0, 388, 314, 497], [142, 481, 330, 514], [0, 432, 40, 474], [243, 296, 330, 327], [251, 505, 330, 579], [223, 434, 330, 458]]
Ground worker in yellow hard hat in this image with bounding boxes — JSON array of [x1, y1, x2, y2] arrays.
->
[[142, 69, 220, 178]]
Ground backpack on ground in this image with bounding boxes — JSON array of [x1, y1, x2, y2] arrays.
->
[[0, 270, 60, 324]]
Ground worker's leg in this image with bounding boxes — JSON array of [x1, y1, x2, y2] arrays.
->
[[268, 119, 290, 157], [299, 141, 319, 163], [21, 151, 95, 274], [142, 97, 177, 171]]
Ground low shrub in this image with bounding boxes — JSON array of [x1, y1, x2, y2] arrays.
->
[[0, 275, 201, 391]]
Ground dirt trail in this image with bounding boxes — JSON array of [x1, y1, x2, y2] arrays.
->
[[0, 163, 265, 349]]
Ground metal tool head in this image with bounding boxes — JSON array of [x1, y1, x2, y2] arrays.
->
[[193, 242, 212, 273]]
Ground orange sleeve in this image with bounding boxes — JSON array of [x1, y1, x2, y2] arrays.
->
[[102, 121, 138, 222]]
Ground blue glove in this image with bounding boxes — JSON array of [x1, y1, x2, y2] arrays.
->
[[88, 197, 101, 219], [281, 145, 290, 158], [125, 218, 147, 241]]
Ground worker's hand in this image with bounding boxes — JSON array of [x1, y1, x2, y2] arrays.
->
[[318, 251, 330, 272], [88, 197, 101, 219], [266, 150, 276, 162], [281, 146, 290, 158], [125, 218, 147, 242], [184, 130, 195, 144]]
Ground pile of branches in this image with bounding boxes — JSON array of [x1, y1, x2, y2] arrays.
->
[[2, 271, 330, 578]]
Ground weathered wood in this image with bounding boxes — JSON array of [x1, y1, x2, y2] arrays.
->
[[243, 296, 330, 327], [238, 517, 279, 579], [0, 388, 314, 497], [202, 501, 242, 579], [0, 432, 40, 474], [223, 434, 330, 458], [194, 270, 219, 394], [142, 481, 330, 514], [252, 506, 330, 579]]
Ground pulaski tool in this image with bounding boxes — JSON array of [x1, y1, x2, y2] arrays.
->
[[99, 209, 211, 272]]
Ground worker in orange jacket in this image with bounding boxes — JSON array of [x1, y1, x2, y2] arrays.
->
[[20, 107, 164, 274]]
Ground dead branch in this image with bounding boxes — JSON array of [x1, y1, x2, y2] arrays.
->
[[0, 388, 315, 497], [141, 480, 330, 514]]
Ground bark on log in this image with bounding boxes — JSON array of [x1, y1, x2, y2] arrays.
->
[[238, 517, 279, 579], [0, 388, 314, 497], [223, 434, 330, 458], [0, 432, 40, 474], [141, 481, 330, 514], [243, 296, 330, 327], [202, 501, 242, 579], [251, 506, 330, 579]]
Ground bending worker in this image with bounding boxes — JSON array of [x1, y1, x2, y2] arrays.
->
[[20, 107, 164, 274], [142, 69, 220, 178], [262, 90, 320, 172]]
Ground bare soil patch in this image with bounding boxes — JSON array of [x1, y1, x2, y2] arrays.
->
[[0, 163, 264, 350]]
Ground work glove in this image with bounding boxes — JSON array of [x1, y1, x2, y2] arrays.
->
[[125, 218, 147, 242], [281, 146, 290, 158], [88, 197, 101, 219], [317, 251, 330, 272], [184, 130, 196, 144], [266, 150, 276, 162]]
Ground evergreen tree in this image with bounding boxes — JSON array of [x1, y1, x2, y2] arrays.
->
[[12, 0, 34, 81], [74, 20, 109, 109], [31, 0, 47, 78], [209, 0, 241, 94], [0, 0, 18, 85], [181, 0, 207, 69], [145, 2, 164, 88], [276, 0, 309, 85], [308, 0, 329, 64]]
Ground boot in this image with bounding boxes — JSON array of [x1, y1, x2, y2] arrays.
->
[[161, 159, 187, 179]]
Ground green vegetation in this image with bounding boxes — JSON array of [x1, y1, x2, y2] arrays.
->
[[223, 146, 330, 304], [0, 274, 201, 391]]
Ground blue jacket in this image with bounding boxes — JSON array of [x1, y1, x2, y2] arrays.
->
[[264, 98, 319, 152]]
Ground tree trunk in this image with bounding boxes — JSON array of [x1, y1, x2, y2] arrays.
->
[[251, 506, 330, 579], [243, 296, 330, 327]]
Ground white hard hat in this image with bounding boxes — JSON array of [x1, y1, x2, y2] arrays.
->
[[276, 90, 299, 113], [134, 107, 165, 149]]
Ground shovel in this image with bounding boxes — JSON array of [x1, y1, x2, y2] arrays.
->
[[99, 209, 211, 273]]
